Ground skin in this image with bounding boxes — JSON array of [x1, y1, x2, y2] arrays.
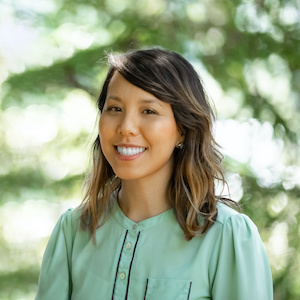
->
[[99, 71, 184, 222]]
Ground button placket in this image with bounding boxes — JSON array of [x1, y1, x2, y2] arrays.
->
[[115, 230, 138, 297]]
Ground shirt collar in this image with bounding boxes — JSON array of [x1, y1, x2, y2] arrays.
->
[[110, 190, 175, 231]]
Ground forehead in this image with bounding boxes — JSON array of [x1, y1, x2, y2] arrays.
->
[[107, 71, 132, 91], [107, 71, 159, 101]]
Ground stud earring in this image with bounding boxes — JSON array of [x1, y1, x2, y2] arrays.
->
[[176, 143, 184, 149]]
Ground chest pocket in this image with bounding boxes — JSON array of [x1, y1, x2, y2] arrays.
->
[[144, 278, 192, 300]]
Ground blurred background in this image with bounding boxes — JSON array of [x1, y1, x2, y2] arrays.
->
[[0, 0, 299, 299]]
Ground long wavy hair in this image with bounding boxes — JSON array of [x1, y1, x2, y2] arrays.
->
[[80, 47, 232, 240]]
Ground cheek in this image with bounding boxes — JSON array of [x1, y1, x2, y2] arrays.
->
[[99, 115, 110, 135], [98, 120, 113, 163], [98, 118, 103, 135], [98, 120, 103, 141], [98, 117, 111, 148], [149, 120, 180, 145]]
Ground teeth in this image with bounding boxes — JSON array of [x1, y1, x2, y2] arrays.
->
[[117, 147, 145, 156]]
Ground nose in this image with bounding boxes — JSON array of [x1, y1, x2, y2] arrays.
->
[[117, 113, 138, 136]]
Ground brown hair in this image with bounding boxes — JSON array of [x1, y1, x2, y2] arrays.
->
[[80, 47, 232, 240]]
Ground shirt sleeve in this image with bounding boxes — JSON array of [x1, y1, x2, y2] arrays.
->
[[35, 209, 74, 300], [209, 214, 273, 300]]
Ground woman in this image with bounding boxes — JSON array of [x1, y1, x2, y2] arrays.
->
[[36, 48, 273, 299]]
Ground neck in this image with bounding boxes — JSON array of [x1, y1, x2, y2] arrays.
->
[[118, 172, 172, 223]]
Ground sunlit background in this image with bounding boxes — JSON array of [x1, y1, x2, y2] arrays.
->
[[0, 0, 299, 299]]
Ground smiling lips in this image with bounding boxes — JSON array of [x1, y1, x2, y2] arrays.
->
[[116, 146, 146, 156]]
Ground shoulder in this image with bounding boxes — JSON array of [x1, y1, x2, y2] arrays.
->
[[215, 201, 239, 223], [215, 202, 256, 230], [64, 206, 82, 222], [207, 202, 268, 271], [208, 203, 273, 299], [207, 202, 260, 244], [58, 206, 82, 235], [200, 202, 260, 249]]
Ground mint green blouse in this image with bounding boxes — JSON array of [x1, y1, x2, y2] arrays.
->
[[36, 191, 273, 299]]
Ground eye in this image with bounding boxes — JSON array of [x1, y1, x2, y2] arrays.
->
[[142, 109, 157, 115], [107, 106, 122, 112]]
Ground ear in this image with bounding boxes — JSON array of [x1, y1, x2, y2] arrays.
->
[[176, 130, 185, 145], [178, 135, 185, 145]]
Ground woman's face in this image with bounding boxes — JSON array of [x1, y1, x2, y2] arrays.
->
[[99, 71, 183, 182]]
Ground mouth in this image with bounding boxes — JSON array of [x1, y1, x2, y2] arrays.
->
[[115, 146, 146, 156]]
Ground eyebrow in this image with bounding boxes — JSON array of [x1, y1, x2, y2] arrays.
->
[[106, 95, 164, 107], [106, 95, 121, 101], [141, 99, 164, 107]]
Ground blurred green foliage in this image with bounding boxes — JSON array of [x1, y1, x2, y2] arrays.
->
[[0, 0, 299, 299]]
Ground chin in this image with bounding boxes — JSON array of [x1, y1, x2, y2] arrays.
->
[[113, 170, 141, 181]]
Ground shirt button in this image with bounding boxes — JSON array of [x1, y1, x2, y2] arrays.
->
[[125, 242, 132, 249], [132, 224, 137, 230], [120, 272, 126, 280]]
